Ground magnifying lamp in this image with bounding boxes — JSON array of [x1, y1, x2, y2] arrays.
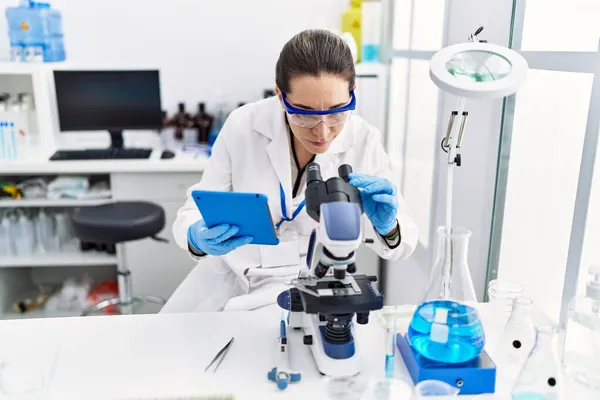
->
[[423, 28, 529, 303], [429, 26, 529, 228]]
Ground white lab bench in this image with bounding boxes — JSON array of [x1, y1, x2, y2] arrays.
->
[[0, 62, 387, 319], [0, 303, 595, 399]]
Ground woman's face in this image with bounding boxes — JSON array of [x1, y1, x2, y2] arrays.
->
[[277, 74, 352, 155]]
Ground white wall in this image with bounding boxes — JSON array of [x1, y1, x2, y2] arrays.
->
[[1, 0, 348, 114], [385, 0, 515, 305]]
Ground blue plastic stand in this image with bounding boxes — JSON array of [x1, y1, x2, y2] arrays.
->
[[397, 333, 496, 395]]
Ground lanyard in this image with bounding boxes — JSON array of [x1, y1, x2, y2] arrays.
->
[[276, 183, 306, 229]]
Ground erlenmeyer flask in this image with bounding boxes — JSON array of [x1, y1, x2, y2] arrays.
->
[[493, 297, 536, 358], [421, 226, 477, 303], [511, 326, 564, 400], [493, 297, 536, 395]]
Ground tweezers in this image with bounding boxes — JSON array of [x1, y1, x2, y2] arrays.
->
[[204, 337, 235, 373]]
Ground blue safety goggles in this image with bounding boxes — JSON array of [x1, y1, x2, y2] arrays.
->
[[281, 90, 356, 128]]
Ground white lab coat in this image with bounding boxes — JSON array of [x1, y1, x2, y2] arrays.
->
[[161, 96, 418, 313]]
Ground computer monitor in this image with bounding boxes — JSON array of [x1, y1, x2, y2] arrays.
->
[[53, 70, 162, 148]]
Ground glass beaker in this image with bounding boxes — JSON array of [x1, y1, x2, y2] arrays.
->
[[414, 380, 460, 397], [408, 300, 485, 364], [324, 376, 367, 400], [511, 326, 564, 400], [488, 279, 525, 321], [421, 226, 477, 303], [360, 378, 413, 400]]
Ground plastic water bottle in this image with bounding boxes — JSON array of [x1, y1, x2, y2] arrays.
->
[[5, 1, 66, 63]]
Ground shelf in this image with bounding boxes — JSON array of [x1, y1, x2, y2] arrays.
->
[[1, 309, 81, 320], [0, 243, 117, 268], [0, 62, 48, 75], [0, 198, 112, 208]]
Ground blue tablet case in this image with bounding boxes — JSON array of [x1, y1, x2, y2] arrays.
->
[[191, 190, 280, 246]]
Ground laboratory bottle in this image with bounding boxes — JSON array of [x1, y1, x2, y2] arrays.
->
[[0, 212, 9, 256], [35, 208, 56, 253], [172, 103, 190, 140], [361, 0, 381, 63], [208, 103, 228, 149], [512, 326, 564, 400], [421, 226, 477, 303], [9, 209, 35, 255], [341, 0, 362, 62], [562, 264, 600, 389], [193, 102, 213, 144]]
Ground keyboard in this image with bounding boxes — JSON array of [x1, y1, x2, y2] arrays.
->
[[49, 148, 153, 161]]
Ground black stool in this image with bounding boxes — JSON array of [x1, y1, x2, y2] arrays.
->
[[71, 201, 167, 316]]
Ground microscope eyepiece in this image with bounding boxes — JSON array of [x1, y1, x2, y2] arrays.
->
[[338, 164, 353, 183], [306, 162, 323, 186]]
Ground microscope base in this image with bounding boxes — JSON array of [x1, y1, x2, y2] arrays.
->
[[299, 313, 361, 378], [397, 333, 496, 395]]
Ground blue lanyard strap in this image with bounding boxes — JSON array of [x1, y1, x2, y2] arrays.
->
[[276, 183, 306, 229]]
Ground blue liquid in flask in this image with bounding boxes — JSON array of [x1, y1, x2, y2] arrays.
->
[[408, 300, 485, 364]]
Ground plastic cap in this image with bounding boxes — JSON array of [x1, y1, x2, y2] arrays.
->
[[587, 265, 600, 300]]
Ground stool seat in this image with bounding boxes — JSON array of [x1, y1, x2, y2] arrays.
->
[[72, 201, 165, 243]]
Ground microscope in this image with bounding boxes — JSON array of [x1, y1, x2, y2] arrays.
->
[[286, 162, 384, 377]]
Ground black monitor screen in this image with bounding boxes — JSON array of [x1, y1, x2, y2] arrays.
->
[[53, 70, 162, 131]]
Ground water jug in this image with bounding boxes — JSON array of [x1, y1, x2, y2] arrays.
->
[[5, 1, 66, 62]]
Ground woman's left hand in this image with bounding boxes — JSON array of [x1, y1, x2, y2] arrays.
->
[[348, 173, 399, 236]]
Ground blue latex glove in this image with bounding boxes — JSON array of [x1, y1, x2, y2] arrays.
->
[[348, 173, 399, 236], [187, 220, 253, 256]]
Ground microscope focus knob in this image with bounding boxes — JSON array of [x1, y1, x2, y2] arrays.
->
[[347, 263, 357, 274]]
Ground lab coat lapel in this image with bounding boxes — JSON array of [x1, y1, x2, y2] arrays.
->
[[255, 98, 293, 214]]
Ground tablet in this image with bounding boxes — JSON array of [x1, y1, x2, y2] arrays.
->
[[191, 190, 280, 246]]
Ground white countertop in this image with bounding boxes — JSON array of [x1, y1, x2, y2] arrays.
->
[[0, 131, 208, 174], [0, 304, 596, 400], [0, 147, 208, 174]]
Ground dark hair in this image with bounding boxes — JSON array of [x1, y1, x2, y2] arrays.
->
[[275, 29, 356, 94]]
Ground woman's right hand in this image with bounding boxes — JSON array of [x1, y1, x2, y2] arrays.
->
[[187, 220, 253, 256]]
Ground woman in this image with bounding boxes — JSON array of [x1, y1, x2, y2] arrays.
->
[[161, 29, 418, 313]]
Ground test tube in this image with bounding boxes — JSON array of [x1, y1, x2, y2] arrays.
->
[[385, 318, 397, 378]]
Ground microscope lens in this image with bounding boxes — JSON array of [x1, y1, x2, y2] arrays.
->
[[306, 162, 322, 185], [334, 268, 346, 280], [338, 164, 353, 182], [314, 262, 329, 278]]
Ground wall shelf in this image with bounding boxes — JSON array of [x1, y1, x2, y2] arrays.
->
[[0, 242, 117, 268], [0, 198, 112, 208]]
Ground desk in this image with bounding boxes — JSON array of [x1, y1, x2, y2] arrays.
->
[[0, 304, 596, 400]]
